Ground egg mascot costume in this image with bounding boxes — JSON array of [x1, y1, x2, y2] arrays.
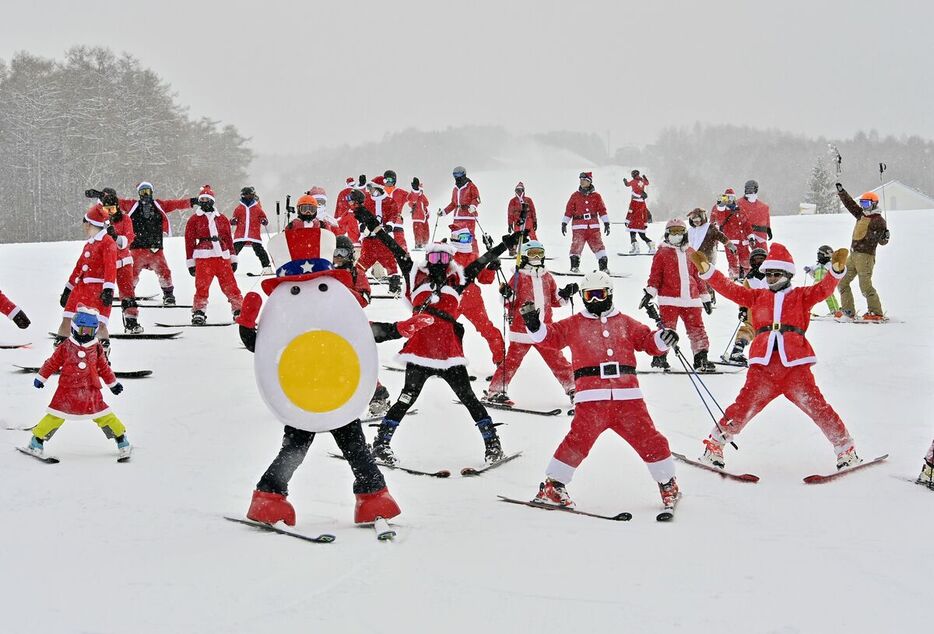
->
[[236, 227, 434, 527]]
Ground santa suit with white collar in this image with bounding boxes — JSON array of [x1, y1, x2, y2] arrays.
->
[[645, 239, 710, 354], [357, 187, 404, 276], [698, 244, 854, 453], [62, 224, 118, 325], [525, 301, 676, 486], [451, 228, 505, 366], [184, 187, 243, 314], [406, 184, 431, 248]]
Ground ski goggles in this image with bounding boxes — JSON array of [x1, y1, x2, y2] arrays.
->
[[102, 205, 118, 217], [582, 288, 609, 302], [427, 251, 453, 265], [453, 169, 466, 178], [384, 176, 396, 186], [297, 204, 317, 215], [523, 247, 545, 261], [451, 232, 473, 244], [667, 226, 686, 235], [138, 188, 153, 197], [763, 270, 787, 279], [333, 247, 353, 261], [719, 195, 736, 205], [858, 199, 874, 209], [72, 324, 98, 338]]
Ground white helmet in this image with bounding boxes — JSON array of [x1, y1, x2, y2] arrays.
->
[[580, 270, 613, 292]]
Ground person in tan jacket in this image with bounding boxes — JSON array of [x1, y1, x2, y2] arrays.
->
[[833, 183, 890, 321]]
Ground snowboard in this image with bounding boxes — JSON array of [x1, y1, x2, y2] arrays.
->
[[155, 322, 234, 328], [13, 365, 152, 379], [803, 454, 889, 484], [552, 271, 632, 279], [224, 516, 336, 543]]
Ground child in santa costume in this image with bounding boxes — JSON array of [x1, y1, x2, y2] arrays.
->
[[24, 306, 130, 461], [562, 172, 610, 273], [690, 243, 862, 471], [623, 169, 654, 254], [506, 182, 538, 255], [231, 186, 273, 274], [518, 271, 681, 512], [184, 185, 243, 325], [0, 290, 30, 329], [406, 177, 431, 249], [485, 240, 576, 406], [357, 176, 407, 296], [641, 217, 715, 372], [710, 188, 750, 280]]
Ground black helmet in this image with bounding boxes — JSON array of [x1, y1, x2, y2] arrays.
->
[[744, 179, 759, 195], [817, 245, 833, 265], [241, 186, 256, 197], [383, 170, 397, 186]]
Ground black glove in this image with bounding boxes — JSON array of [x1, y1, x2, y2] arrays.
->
[[519, 301, 541, 332], [189, 197, 199, 207], [703, 301, 713, 315], [561, 223, 567, 236], [189, 266, 196, 277], [229, 218, 238, 226], [100, 288, 114, 306], [499, 283, 514, 300], [558, 283, 579, 300], [882, 229, 890, 241], [482, 234, 495, 250], [12, 311, 31, 329], [231, 262, 238, 272], [106, 224, 118, 240], [412, 177, 420, 190], [639, 291, 653, 311], [59, 287, 71, 308], [835, 182, 844, 193], [487, 257, 501, 271], [85, 188, 103, 199], [353, 206, 380, 232], [239, 325, 257, 352], [501, 231, 523, 251], [659, 329, 679, 347], [738, 307, 748, 322], [604, 223, 611, 236], [766, 227, 773, 240], [110, 382, 124, 395], [261, 218, 268, 226]]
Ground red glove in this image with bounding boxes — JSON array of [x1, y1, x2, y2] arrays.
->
[[396, 313, 435, 338], [237, 291, 263, 329]]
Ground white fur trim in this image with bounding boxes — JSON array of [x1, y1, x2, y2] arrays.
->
[[647, 456, 676, 483], [545, 457, 577, 485], [657, 296, 703, 308], [830, 266, 845, 279], [761, 259, 795, 275], [396, 354, 467, 370], [573, 388, 644, 403], [525, 322, 547, 344], [653, 330, 669, 352], [698, 266, 715, 280], [47, 405, 111, 420]]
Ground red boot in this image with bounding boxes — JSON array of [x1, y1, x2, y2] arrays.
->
[[354, 487, 401, 524], [246, 490, 296, 526]]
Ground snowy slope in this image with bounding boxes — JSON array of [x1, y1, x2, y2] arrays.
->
[[0, 206, 931, 634]]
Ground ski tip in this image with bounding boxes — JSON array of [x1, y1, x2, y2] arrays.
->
[[656, 511, 674, 522], [613, 512, 634, 521]]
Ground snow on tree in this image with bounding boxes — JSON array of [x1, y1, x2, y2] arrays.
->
[[806, 156, 839, 214]]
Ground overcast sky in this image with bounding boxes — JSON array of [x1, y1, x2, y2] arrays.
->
[[2, 0, 931, 155]]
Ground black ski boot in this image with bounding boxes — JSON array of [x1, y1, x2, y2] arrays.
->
[[122, 316, 144, 335], [388, 274, 402, 297], [477, 418, 505, 464], [368, 385, 391, 416], [726, 340, 748, 366], [694, 350, 716, 373], [598, 256, 609, 272], [371, 419, 399, 465], [570, 255, 581, 274], [191, 310, 207, 326], [162, 287, 176, 306], [651, 354, 670, 371]]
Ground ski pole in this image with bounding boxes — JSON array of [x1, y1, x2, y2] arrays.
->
[[720, 319, 742, 361], [275, 200, 281, 233], [878, 162, 888, 219]]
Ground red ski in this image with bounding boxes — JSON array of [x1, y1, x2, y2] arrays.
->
[[803, 454, 888, 484], [672, 452, 759, 483]]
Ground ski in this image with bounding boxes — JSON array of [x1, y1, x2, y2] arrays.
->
[[16, 446, 59, 464], [552, 271, 632, 279], [224, 516, 336, 543], [497, 496, 632, 521], [716, 356, 747, 368], [131, 303, 194, 309], [109, 294, 158, 305], [385, 365, 476, 381], [245, 272, 274, 277], [672, 452, 760, 483], [456, 400, 561, 416], [328, 452, 451, 478], [636, 368, 742, 376], [13, 365, 153, 379], [0, 343, 31, 349], [616, 252, 654, 257], [361, 410, 417, 424], [656, 493, 681, 522], [370, 294, 401, 300], [461, 452, 522, 476], [803, 454, 888, 484], [155, 322, 234, 328]]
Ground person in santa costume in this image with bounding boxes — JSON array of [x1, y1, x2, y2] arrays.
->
[[449, 225, 506, 369], [723, 247, 768, 365], [184, 185, 243, 325], [641, 217, 715, 372], [383, 169, 410, 240], [687, 206, 735, 306], [24, 306, 130, 461], [285, 194, 340, 232], [231, 186, 272, 274], [237, 227, 435, 527], [562, 171, 610, 273], [623, 169, 655, 254], [506, 182, 538, 256], [690, 242, 862, 471], [406, 177, 431, 249], [0, 289, 30, 330], [518, 270, 681, 511], [305, 186, 339, 228], [56, 205, 118, 348], [484, 240, 576, 406], [335, 176, 367, 247], [357, 176, 406, 296], [353, 194, 523, 465], [439, 166, 481, 254], [739, 179, 771, 249], [710, 188, 750, 280]]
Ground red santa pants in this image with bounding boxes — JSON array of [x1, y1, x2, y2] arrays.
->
[[63, 283, 112, 325], [659, 305, 709, 354], [460, 285, 505, 365], [193, 258, 243, 313], [549, 399, 673, 481], [569, 228, 606, 258], [488, 341, 574, 394], [724, 240, 751, 278], [717, 361, 852, 451], [412, 219, 430, 247], [131, 249, 174, 290], [449, 219, 479, 255], [358, 237, 399, 275], [338, 214, 361, 246], [116, 264, 138, 318]]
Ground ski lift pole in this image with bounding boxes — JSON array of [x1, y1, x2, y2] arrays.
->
[[878, 162, 888, 219]]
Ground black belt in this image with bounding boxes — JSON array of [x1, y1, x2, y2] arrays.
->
[[574, 363, 636, 380], [751, 224, 770, 233], [756, 324, 806, 336]]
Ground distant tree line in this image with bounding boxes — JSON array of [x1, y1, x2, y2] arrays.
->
[[0, 47, 252, 243]]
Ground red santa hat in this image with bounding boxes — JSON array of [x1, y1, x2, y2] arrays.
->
[[198, 184, 216, 202], [426, 241, 457, 256], [724, 187, 736, 195], [261, 228, 358, 302], [761, 242, 796, 275], [308, 186, 326, 197], [84, 205, 110, 227], [579, 171, 593, 182], [515, 181, 525, 190], [368, 176, 386, 190]]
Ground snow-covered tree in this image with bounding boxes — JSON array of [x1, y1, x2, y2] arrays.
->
[[806, 157, 839, 214]]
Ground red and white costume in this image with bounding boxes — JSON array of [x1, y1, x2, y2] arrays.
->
[[0, 290, 24, 321], [507, 187, 538, 238], [335, 179, 366, 245], [488, 267, 573, 394], [407, 187, 431, 248], [184, 188, 243, 313], [451, 229, 504, 366], [87, 202, 136, 317], [526, 308, 676, 485], [563, 187, 609, 259], [645, 243, 710, 354], [231, 200, 268, 244], [442, 179, 481, 252], [285, 217, 340, 232], [711, 199, 750, 278], [740, 195, 771, 247], [37, 337, 118, 419], [122, 194, 190, 292], [386, 184, 409, 244], [624, 175, 651, 232], [397, 257, 468, 369], [357, 191, 405, 276], [698, 244, 853, 451], [63, 227, 117, 325]]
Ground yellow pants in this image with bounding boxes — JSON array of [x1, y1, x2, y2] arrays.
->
[[32, 412, 126, 441], [839, 251, 882, 315]]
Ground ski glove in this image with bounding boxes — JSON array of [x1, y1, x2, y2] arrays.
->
[[239, 325, 257, 352], [501, 231, 524, 251], [106, 224, 118, 241], [229, 218, 238, 226], [59, 287, 71, 308], [738, 307, 748, 322], [188, 266, 196, 277], [639, 290, 654, 311], [558, 283, 579, 300], [99, 288, 114, 306], [561, 223, 567, 236], [703, 301, 713, 315], [689, 250, 710, 274], [85, 189, 103, 199], [499, 283, 514, 300], [831, 248, 849, 274], [33, 378, 44, 389], [396, 313, 435, 338], [189, 198, 199, 207], [231, 262, 238, 273], [519, 301, 541, 332], [604, 223, 611, 236], [659, 329, 679, 347], [261, 218, 268, 226], [12, 311, 30, 329], [110, 383, 124, 395], [882, 229, 890, 242], [835, 182, 844, 193], [487, 257, 501, 271]]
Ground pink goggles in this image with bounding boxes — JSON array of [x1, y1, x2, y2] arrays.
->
[[427, 251, 452, 265]]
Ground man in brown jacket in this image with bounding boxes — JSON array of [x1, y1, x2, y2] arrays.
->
[[834, 183, 890, 321]]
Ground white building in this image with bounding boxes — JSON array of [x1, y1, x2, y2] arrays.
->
[[864, 180, 934, 212]]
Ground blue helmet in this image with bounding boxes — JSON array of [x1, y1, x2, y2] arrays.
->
[[71, 307, 100, 341]]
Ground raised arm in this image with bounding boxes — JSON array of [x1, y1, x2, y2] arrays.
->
[[834, 183, 863, 219], [461, 232, 522, 286], [353, 203, 413, 277]]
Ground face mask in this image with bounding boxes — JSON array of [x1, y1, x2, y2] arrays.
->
[[583, 293, 613, 316], [200, 201, 214, 212], [746, 194, 758, 203], [668, 232, 685, 245], [689, 216, 704, 227], [765, 272, 790, 292]]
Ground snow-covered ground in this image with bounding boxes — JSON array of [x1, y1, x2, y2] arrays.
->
[[0, 202, 931, 634]]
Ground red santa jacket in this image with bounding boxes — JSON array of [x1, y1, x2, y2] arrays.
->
[[646, 243, 708, 307], [701, 266, 842, 367], [398, 263, 468, 369], [443, 180, 481, 221], [507, 195, 538, 232], [285, 217, 340, 232], [87, 204, 134, 269], [452, 249, 495, 284], [739, 197, 771, 243], [335, 186, 356, 220], [231, 201, 268, 243], [407, 189, 430, 223], [121, 197, 190, 237], [504, 268, 566, 343], [711, 203, 748, 243], [66, 230, 118, 291], [364, 193, 403, 233], [37, 337, 117, 418], [184, 210, 236, 268], [625, 175, 649, 204], [528, 308, 668, 403], [563, 188, 608, 230], [0, 290, 22, 319], [386, 186, 410, 220]]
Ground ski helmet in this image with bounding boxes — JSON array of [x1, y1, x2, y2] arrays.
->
[[519, 240, 545, 268], [687, 207, 707, 227], [580, 270, 613, 316], [664, 218, 688, 245], [411, 177, 421, 190], [749, 247, 768, 273], [137, 181, 154, 198], [240, 186, 256, 199], [631, 169, 640, 178], [425, 242, 456, 280], [744, 180, 759, 195], [452, 166, 467, 178], [71, 306, 100, 344], [858, 191, 879, 211], [333, 235, 355, 267], [816, 245, 833, 265], [295, 194, 318, 219], [383, 170, 397, 186]]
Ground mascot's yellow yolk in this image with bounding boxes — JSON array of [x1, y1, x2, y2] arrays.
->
[[277, 330, 360, 412]]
